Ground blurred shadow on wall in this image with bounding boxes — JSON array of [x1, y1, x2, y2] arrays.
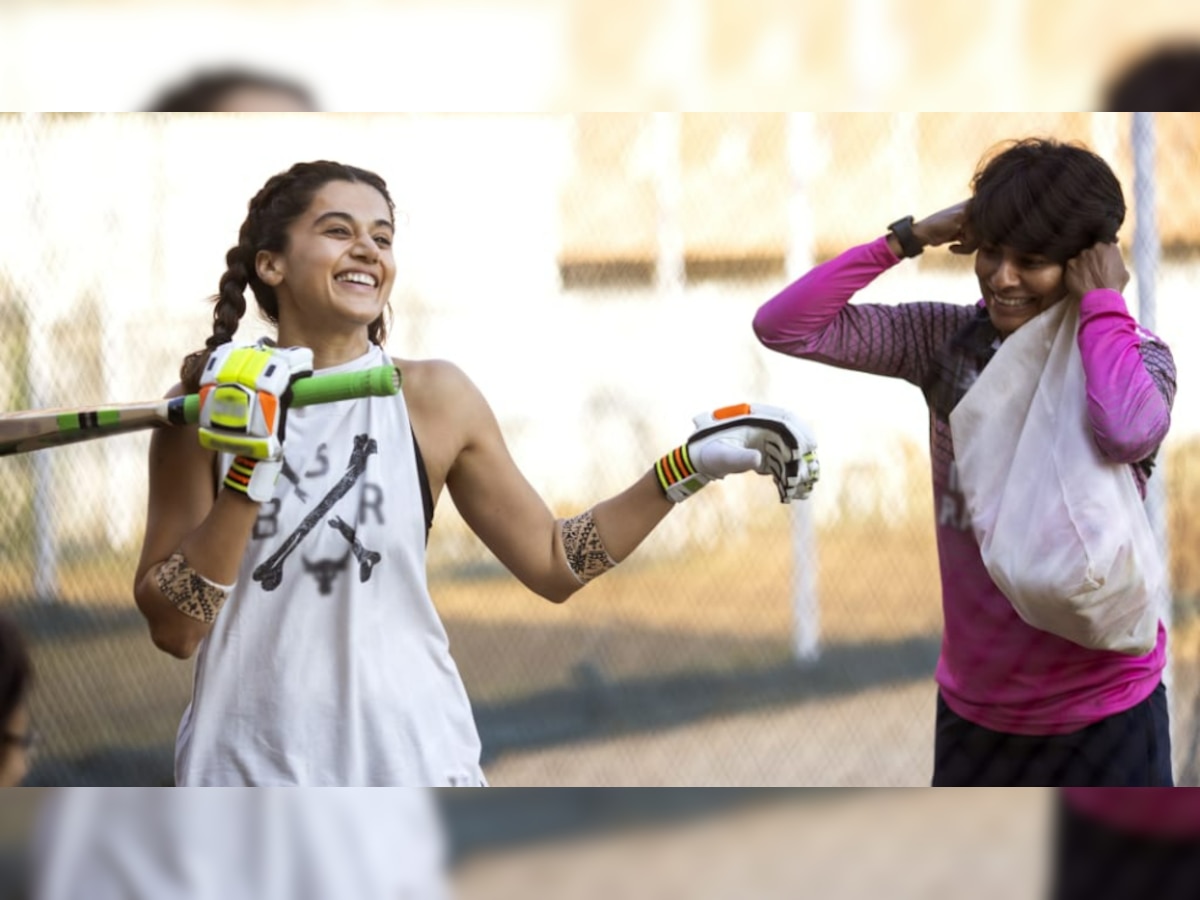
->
[[1102, 43, 1200, 110], [140, 67, 320, 113]]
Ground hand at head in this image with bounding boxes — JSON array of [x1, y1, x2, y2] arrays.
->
[[1064, 242, 1130, 298], [913, 200, 978, 255]]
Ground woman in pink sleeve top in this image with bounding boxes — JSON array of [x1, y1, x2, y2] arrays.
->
[[754, 138, 1177, 787]]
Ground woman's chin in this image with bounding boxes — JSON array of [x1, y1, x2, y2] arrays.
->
[[988, 306, 1038, 335]]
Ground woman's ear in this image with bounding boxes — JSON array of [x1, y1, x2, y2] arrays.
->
[[256, 250, 284, 287]]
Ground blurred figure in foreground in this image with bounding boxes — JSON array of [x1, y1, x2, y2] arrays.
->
[[1103, 42, 1200, 110], [1053, 789, 1200, 900], [30, 789, 450, 900], [144, 67, 318, 113], [0, 614, 33, 787]]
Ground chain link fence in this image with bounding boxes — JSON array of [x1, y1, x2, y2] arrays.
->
[[0, 113, 1196, 786]]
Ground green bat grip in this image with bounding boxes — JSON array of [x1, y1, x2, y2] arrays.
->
[[180, 365, 402, 424]]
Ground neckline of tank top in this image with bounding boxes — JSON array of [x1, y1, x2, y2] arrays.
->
[[310, 343, 387, 377]]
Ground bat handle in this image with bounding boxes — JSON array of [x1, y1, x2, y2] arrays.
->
[[290, 365, 402, 407], [180, 365, 402, 424]]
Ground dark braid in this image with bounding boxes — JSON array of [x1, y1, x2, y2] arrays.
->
[[179, 161, 395, 392], [180, 248, 251, 391], [211, 248, 252, 347]]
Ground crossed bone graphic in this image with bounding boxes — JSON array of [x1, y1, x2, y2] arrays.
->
[[253, 434, 377, 592], [327, 516, 382, 583]]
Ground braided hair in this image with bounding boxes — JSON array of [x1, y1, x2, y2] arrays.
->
[[180, 161, 395, 391]]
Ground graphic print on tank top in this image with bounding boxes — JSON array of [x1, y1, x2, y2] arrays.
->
[[179, 347, 483, 786], [250, 432, 386, 596]]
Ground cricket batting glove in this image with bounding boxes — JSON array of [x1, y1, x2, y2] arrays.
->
[[656, 404, 819, 504], [198, 339, 314, 502]]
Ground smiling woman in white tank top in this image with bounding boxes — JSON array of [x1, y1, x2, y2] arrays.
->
[[131, 160, 820, 786]]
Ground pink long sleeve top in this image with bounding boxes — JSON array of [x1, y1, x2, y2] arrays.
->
[[753, 237, 1177, 735]]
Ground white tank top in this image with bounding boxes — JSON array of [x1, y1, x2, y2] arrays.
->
[[175, 345, 484, 786], [31, 788, 450, 900]]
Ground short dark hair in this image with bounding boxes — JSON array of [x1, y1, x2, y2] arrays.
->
[[968, 138, 1126, 264], [0, 615, 31, 729], [1104, 43, 1200, 111], [144, 67, 317, 113]]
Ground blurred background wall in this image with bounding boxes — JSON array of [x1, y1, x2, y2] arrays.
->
[[1, 0, 1198, 111]]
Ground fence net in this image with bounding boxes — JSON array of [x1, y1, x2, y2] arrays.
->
[[0, 112, 1196, 787]]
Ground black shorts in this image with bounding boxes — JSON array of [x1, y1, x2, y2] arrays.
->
[[932, 682, 1173, 786], [1051, 791, 1200, 900]]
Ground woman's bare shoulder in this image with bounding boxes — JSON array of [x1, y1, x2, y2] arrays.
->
[[391, 358, 477, 402]]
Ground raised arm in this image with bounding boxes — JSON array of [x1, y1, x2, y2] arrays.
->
[[752, 236, 903, 359], [434, 362, 654, 602], [753, 203, 979, 385], [1066, 243, 1175, 465], [429, 362, 815, 603], [133, 406, 256, 658], [133, 343, 312, 659]]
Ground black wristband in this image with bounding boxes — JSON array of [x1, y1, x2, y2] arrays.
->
[[888, 216, 924, 259]]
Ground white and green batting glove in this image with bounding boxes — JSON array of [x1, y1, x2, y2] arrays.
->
[[655, 403, 819, 504], [198, 340, 314, 502]]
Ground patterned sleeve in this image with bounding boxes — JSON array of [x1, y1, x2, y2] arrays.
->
[[753, 236, 976, 387], [1077, 289, 1176, 465], [1139, 340, 1177, 410]]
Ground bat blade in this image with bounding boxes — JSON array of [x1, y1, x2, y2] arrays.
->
[[0, 399, 179, 457], [0, 365, 401, 458]]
